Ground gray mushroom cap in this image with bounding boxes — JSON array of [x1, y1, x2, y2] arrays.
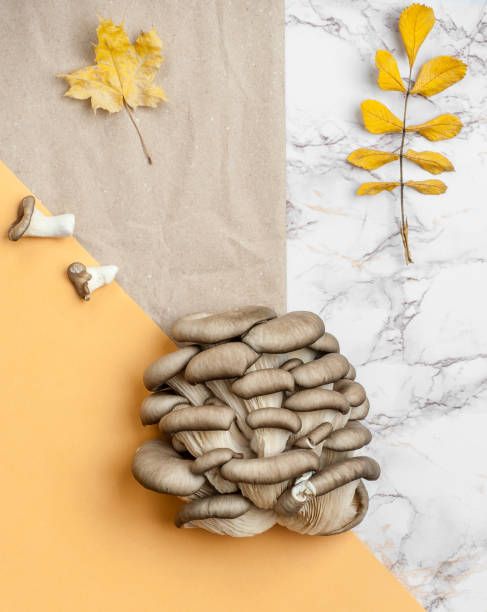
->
[[191, 448, 243, 475], [323, 421, 372, 452], [220, 449, 320, 484], [231, 368, 295, 399], [170, 306, 276, 344], [333, 379, 366, 407], [242, 311, 325, 353], [246, 408, 301, 433], [349, 398, 370, 421], [140, 392, 187, 425], [294, 422, 333, 448], [131, 438, 205, 496], [143, 345, 200, 391], [280, 358, 303, 371], [159, 405, 235, 433], [284, 388, 350, 414], [8, 196, 35, 241], [309, 332, 340, 354], [174, 494, 253, 528], [184, 342, 259, 384], [292, 353, 349, 388]]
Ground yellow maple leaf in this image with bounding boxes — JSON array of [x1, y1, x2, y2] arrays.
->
[[399, 4, 435, 68], [404, 149, 454, 174], [361, 100, 403, 134], [58, 17, 167, 163], [411, 56, 467, 97], [357, 182, 400, 195], [375, 50, 406, 92], [407, 113, 462, 141], [347, 148, 399, 170], [405, 179, 447, 194]]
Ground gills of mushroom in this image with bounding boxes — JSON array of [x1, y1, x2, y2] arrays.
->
[[67, 262, 118, 301], [8, 195, 75, 241]]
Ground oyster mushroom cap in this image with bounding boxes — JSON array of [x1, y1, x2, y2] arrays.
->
[[140, 392, 187, 425], [184, 342, 259, 384], [333, 379, 367, 407], [344, 364, 357, 380], [191, 448, 243, 475], [323, 421, 372, 452], [159, 405, 235, 433], [350, 398, 370, 421], [174, 494, 253, 528], [131, 438, 205, 496], [220, 449, 320, 484], [246, 408, 301, 433], [170, 306, 277, 344], [284, 388, 350, 414], [8, 196, 35, 240], [294, 422, 333, 448], [242, 311, 325, 353], [292, 353, 349, 388], [143, 345, 200, 391], [231, 368, 295, 398], [67, 262, 92, 300], [281, 358, 303, 371], [309, 332, 340, 354], [325, 480, 370, 535]]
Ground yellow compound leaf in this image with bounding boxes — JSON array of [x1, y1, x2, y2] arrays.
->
[[407, 114, 462, 141], [375, 50, 406, 92], [347, 148, 399, 170], [405, 179, 447, 194], [399, 4, 435, 68], [404, 149, 454, 174], [357, 182, 400, 195], [411, 56, 467, 97], [361, 100, 403, 134]]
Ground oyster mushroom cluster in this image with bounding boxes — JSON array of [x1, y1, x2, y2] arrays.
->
[[132, 307, 380, 537]]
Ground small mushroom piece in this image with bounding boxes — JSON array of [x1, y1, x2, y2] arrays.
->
[[292, 353, 349, 388], [333, 379, 367, 407], [231, 368, 295, 399], [294, 422, 333, 449], [67, 262, 118, 301], [140, 392, 187, 425], [284, 388, 350, 415], [184, 342, 259, 384], [171, 306, 277, 344], [191, 448, 243, 475], [280, 358, 303, 372], [309, 332, 340, 354], [323, 421, 372, 452], [131, 438, 205, 497], [349, 398, 370, 421], [8, 196, 75, 241], [220, 449, 320, 484], [143, 346, 200, 391], [242, 311, 325, 353], [159, 405, 235, 434]]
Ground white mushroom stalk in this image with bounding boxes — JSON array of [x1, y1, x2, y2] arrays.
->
[[132, 306, 381, 537], [8, 195, 75, 241]]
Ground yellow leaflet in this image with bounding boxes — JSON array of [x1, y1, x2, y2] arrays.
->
[[361, 100, 403, 134], [357, 182, 400, 195], [411, 56, 467, 97], [406, 179, 447, 194], [347, 148, 399, 170], [404, 150, 454, 174], [407, 114, 462, 141], [375, 50, 406, 92], [399, 4, 435, 68], [58, 18, 166, 112]]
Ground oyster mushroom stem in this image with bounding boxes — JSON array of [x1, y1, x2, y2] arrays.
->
[[8, 196, 75, 241], [275, 456, 381, 516], [325, 480, 370, 535], [67, 262, 118, 301]]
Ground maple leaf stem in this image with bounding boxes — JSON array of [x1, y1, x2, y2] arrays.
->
[[123, 101, 153, 165], [399, 66, 413, 264]]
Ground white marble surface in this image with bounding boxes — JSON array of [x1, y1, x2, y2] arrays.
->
[[286, 1, 487, 610]]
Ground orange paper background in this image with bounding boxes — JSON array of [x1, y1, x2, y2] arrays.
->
[[0, 161, 424, 611]]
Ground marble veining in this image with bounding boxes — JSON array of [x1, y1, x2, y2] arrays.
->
[[286, 1, 487, 610]]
